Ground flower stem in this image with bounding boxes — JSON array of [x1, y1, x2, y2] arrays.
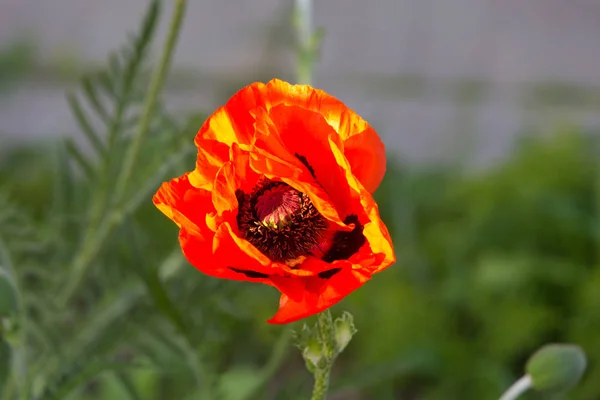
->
[[311, 365, 332, 400], [317, 309, 336, 360], [294, 0, 315, 85], [311, 309, 335, 400], [499, 375, 532, 400]]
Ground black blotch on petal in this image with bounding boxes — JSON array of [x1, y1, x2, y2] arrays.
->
[[229, 267, 269, 279], [322, 215, 366, 263], [295, 153, 316, 179], [318, 268, 342, 279]]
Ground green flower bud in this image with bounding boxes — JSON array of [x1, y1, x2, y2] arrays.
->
[[294, 323, 322, 373], [334, 311, 357, 354], [526, 343, 587, 393]]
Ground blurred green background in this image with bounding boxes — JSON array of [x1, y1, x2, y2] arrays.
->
[[1, 1, 600, 399]]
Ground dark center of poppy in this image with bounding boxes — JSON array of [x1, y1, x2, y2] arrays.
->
[[233, 157, 367, 273], [236, 180, 327, 263]]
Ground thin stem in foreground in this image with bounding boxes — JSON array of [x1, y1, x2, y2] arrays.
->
[[499, 375, 532, 400]]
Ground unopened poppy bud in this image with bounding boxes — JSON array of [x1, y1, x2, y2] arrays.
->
[[302, 338, 323, 371], [334, 311, 357, 354], [294, 324, 322, 373], [526, 344, 587, 393]]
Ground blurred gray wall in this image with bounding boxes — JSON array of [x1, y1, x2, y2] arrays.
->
[[2, 0, 600, 164]]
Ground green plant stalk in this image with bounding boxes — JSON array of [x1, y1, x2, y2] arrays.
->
[[596, 137, 600, 265], [294, 0, 314, 85], [311, 366, 332, 400], [59, 0, 187, 304], [297, 49, 314, 87], [311, 310, 335, 400], [317, 309, 336, 360], [498, 375, 532, 400]]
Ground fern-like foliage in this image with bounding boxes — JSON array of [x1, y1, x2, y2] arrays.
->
[[65, 0, 161, 179]]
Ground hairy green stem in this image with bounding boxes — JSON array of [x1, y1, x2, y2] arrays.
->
[[311, 365, 332, 400], [59, 0, 187, 305], [317, 309, 336, 360], [311, 310, 335, 400]]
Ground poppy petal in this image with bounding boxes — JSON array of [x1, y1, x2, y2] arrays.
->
[[326, 139, 396, 267], [256, 102, 395, 271], [190, 139, 230, 190], [343, 127, 386, 194], [250, 108, 349, 229], [180, 222, 274, 282], [152, 173, 212, 236], [267, 267, 371, 324], [192, 79, 386, 193], [263, 79, 386, 193], [266, 104, 356, 216]]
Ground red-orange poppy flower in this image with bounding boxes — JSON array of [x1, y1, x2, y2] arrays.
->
[[153, 79, 395, 324]]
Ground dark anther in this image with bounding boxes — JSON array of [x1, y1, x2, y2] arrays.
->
[[295, 153, 316, 178], [318, 268, 342, 279], [322, 214, 366, 263], [229, 267, 269, 279]]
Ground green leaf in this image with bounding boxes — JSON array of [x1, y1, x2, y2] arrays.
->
[[333, 311, 357, 354]]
